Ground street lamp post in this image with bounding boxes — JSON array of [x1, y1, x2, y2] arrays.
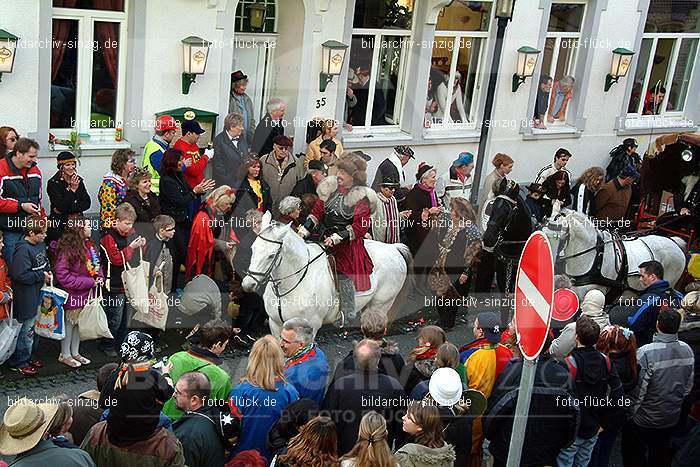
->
[[469, 0, 516, 208]]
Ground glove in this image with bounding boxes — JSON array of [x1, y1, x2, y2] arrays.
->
[[204, 148, 214, 159], [298, 225, 310, 238], [329, 233, 343, 245]]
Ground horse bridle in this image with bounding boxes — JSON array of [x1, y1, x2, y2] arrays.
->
[[245, 231, 327, 322]]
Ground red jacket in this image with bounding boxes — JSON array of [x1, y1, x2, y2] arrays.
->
[[174, 139, 208, 189], [0, 155, 44, 231]]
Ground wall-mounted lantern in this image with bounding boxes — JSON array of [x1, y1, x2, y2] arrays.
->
[[320, 40, 348, 92], [605, 48, 635, 92], [0, 29, 19, 82], [182, 36, 212, 95], [512, 46, 540, 92]]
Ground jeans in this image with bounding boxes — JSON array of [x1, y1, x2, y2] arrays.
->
[[556, 434, 598, 467], [1, 230, 24, 269], [60, 316, 81, 358], [7, 318, 35, 368], [100, 293, 128, 351], [621, 418, 674, 467]]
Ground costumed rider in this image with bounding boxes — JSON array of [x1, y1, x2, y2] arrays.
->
[[482, 178, 533, 297], [298, 152, 377, 321]]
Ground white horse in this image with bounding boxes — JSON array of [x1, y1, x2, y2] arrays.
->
[[241, 212, 413, 336], [543, 209, 687, 301]]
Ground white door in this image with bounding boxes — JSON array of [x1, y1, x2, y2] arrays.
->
[[233, 35, 276, 122]]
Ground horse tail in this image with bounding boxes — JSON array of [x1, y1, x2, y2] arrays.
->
[[387, 243, 414, 323]]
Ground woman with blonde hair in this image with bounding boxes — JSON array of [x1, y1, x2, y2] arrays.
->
[[305, 119, 344, 169], [571, 166, 605, 216], [404, 325, 447, 394], [395, 402, 456, 467], [186, 184, 237, 280], [340, 411, 398, 467], [275, 416, 339, 467], [229, 335, 300, 462]]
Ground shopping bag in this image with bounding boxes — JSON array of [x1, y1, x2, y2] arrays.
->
[[34, 279, 69, 340], [121, 247, 150, 316], [78, 286, 113, 341], [133, 263, 169, 330], [0, 303, 21, 365]]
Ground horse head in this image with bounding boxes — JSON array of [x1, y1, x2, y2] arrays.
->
[[241, 218, 295, 293]]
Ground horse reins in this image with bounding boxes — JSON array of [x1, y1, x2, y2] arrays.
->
[[245, 233, 327, 322]]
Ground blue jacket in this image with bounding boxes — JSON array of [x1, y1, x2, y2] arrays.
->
[[628, 280, 681, 347], [229, 380, 299, 462], [10, 238, 49, 321], [283, 344, 329, 405]]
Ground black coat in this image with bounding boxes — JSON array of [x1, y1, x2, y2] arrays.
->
[[232, 177, 273, 220], [679, 317, 700, 408], [570, 182, 596, 216], [123, 189, 161, 225], [352, 83, 386, 126], [323, 369, 406, 456], [439, 405, 473, 467], [290, 174, 317, 198], [404, 186, 440, 267], [46, 171, 91, 241], [213, 130, 249, 189], [172, 403, 240, 467], [606, 147, 641, 182], [485, 357, 579, 466], [331, 340, 406, 385], [159, 170, 197, 223], [251, 113, 284, 156]]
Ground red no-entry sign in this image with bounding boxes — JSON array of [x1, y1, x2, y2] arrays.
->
[[515, 231, 554, 360]]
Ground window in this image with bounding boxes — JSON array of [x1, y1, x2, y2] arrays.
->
[[532, 1, 586, 129], [345, 0, 414, 130], [426, 1, 493, 129], [51, 0, 126, 138], [626, 1, 700, 116], [235, 0, 277, 34]]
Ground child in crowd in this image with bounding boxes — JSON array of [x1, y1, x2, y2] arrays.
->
[[54, 217, 104, 368], [48, 402, 78, 448], [99, 203, 146, 357], [7, 216, 51, 376], [142, 214, 176, 350]]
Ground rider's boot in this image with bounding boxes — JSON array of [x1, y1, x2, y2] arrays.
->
[[338, 276, 357, 323]]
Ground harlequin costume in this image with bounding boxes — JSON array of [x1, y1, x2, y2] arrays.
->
[[97, 170, 128, 229], [300, 153, 377, 319]]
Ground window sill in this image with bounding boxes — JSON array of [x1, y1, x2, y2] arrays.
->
[[521, 124, 582, 140], [422, 127, 480, 143], [48, 140, 131, 153], [616, 116, 697, 135], [343, 130, 413, 148]]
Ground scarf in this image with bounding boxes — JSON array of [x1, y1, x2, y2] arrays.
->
[[85, 239, 100, 277], [411, 344, 438, 361], [416, 182, 438, 208], [285, 343, 313, 368]]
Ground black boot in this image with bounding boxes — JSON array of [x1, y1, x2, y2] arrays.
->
[[339, 276, 357, 323]]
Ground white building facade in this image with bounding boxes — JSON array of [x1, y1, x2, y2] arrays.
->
[[0, 0, 698, 213]]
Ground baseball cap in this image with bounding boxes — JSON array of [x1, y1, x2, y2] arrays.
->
[[453, 152, 474, 167], [181, 120, 205, 135], [477, 312, 501, 344], [155, 115, 178, 132]]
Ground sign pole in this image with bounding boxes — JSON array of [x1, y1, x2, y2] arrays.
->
[[506, 356, 538, 467]]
